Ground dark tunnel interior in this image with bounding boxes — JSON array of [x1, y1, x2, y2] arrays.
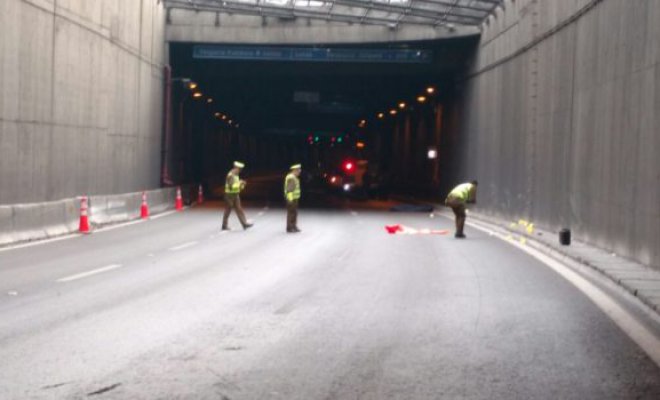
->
[[167, 38, 478, 202]]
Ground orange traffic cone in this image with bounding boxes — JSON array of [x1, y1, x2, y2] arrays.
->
[[79, 196, 91, 233], [140, 191, 149, 219], [197, 184, 204, 205], [175, 186, 183, 211]]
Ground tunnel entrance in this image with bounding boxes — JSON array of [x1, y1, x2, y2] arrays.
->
[[166, 39, 477, 202]]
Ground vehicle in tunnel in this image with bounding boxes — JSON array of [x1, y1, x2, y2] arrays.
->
[[315, 158, 390, 200]]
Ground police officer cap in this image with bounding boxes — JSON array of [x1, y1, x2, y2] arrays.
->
[[290, 164, 302, 170], [234, 161, 245, 168]]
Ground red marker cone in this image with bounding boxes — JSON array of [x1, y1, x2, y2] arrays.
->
[[79, 196, 91, 233], [197, 184, 204, 205], [140, 191, 150, 219], [175, 186, 183, 211]]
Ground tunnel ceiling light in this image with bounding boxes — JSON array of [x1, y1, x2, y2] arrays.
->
[[356, 141, 366, 149], [426, 86, 436, 94], [214, 112, 221, 117], [398, 102, 406, 109], [417, 96, 427, 103], [389, 109, 398, 115], [221, 115, 227, 120], [207, 98, 213, 103], [189, 82, 198, 90], [192, 92, 203, 98], [377, 112, 384, 119]]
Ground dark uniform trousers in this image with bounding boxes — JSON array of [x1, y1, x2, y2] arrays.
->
[[286, 199, 299, 231], [223, 193, 248, 228], [445, 196, 467, 235]]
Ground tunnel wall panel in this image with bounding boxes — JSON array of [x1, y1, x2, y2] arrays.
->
[[455, 0, 660, 269], [0, 0, 166, 204]]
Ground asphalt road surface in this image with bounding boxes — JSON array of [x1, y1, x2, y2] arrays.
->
[[1, 195, 659, 399]]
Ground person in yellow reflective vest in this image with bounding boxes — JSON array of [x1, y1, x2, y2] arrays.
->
[[445, 180, 478, 238], [284, 164, 302, 233], [222, 161, 253, 231]]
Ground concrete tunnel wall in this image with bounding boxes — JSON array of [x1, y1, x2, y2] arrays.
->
[[0, 0, 167, 205], [450, 0, 660, 270]]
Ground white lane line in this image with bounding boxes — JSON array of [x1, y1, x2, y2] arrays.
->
[[94, 219, 145, 233], [516, 240, 660, 367], [463, 217, 660, 368], [56, 264, 123, 283], [169, 241, 198, 251], [0, 233, 81, 253], [351, 211, 359, 217], [150, 209, 182, 220]]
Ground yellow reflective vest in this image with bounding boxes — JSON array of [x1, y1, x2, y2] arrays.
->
[[284, 173, 301, 202], [225, 172, 242, 194], [448, 183, 476, 203]]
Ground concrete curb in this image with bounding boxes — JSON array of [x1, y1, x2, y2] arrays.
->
[[391, 193, 660, 314], [464, 211, 660, 314], [0, 186, 191, 248]]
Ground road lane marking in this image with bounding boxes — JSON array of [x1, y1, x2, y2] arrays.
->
[[94, 219, 144, 233], [0, 234, 80, 253], [56, 264, 123, 283], [169, 241, 198, 251], [150, 209, 181, 220], [463, 217, 660, 367], [514, 241, 660, 367]]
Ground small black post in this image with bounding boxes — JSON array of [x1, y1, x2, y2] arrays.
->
[[559, 228, 571, 246]]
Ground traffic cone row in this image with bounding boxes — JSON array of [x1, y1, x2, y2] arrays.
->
[[78, 185, 198, 234]]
